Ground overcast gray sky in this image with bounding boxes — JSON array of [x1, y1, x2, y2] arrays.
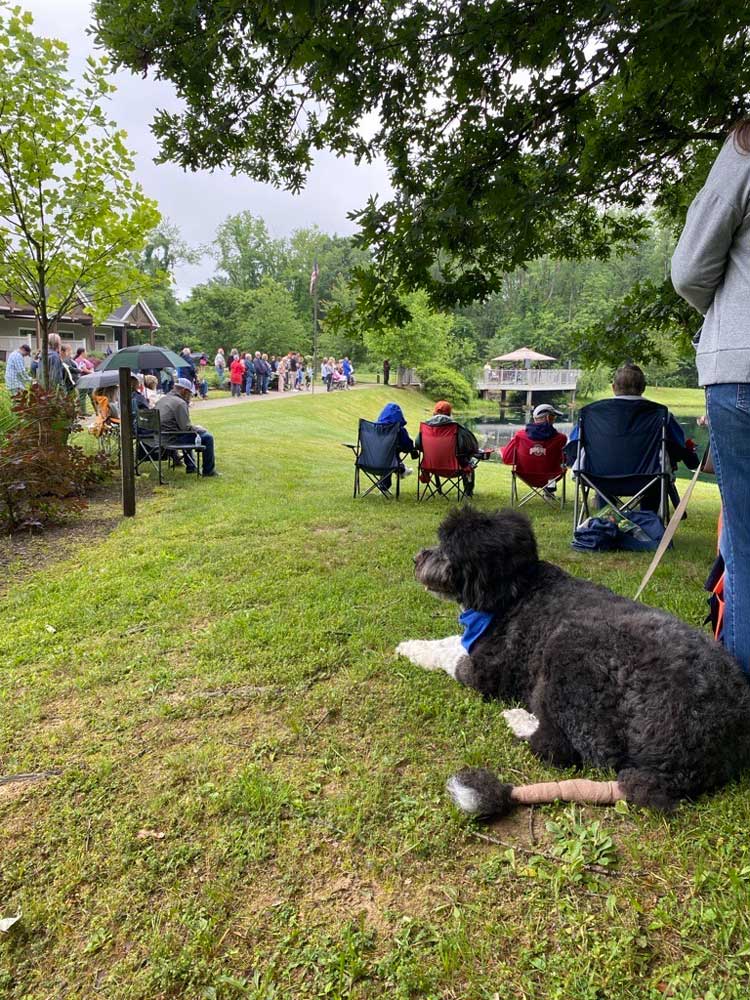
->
[[23, 0, 391, 296]]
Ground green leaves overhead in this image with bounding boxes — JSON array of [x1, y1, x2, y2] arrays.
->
[[0, 2, 159, 383], [93, 0, 750, 323]]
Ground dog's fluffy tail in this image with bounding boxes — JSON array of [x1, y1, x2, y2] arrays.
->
[[446, 768, 515, 818]]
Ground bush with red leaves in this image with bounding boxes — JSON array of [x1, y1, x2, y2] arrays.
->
[[0, 385, 113, 533]]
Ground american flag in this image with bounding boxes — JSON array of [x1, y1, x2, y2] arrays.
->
[[309, 260, 319, 295]]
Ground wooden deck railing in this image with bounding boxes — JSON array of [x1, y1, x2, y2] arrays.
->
[[477, 368, 581, 390]]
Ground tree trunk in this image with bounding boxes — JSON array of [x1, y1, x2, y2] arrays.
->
[[39, 314, 49, 389]]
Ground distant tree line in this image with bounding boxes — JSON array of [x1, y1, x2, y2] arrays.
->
[[141, 213, 696, 387]]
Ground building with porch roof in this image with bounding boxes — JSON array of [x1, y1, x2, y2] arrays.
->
[[0, 292, 160, 361]]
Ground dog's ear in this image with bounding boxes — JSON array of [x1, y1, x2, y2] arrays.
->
[[438, 507, 538, 612]]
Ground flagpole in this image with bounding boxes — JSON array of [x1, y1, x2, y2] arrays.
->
[[311, 257, 318, 395]]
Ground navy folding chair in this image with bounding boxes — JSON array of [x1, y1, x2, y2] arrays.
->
[[572, 398, 670, 529], [344, 419, 403, 499]]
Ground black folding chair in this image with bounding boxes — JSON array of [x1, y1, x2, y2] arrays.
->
[[572, 398, 670, 530], [134, 409, 164, 484], [161, 431, 206, 477], [344, 419, 403, 499]]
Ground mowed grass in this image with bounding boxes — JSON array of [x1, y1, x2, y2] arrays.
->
[[2, 387, 750, 1000]]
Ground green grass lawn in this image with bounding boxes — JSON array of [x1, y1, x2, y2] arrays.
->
[[3, 386, 750, 1000]]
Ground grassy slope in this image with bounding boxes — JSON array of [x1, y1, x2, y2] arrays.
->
[[2, 387, 750, 1000]]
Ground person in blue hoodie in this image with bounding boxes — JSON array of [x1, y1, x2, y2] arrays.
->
[[376, 402, 416, 490]]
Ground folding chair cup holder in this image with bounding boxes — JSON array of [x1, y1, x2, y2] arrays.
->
[[572, 399, 671, 533]]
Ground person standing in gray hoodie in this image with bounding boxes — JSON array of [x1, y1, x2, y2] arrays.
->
[[672, 122, 750, 677]]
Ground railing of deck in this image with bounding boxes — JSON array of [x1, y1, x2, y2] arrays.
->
[[476, 368, 581, 390]]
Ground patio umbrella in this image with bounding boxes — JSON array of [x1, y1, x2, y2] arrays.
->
[[491, 347, 557, 362], [99, 345, 185, 371], [77, 370, 125, 391]]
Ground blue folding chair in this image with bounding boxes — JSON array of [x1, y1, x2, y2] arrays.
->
[[572, 398, 670, 530], [344, 418, 403, 499]]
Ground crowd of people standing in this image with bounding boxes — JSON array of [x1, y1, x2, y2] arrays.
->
[[213, 349, 356, 396], [214, 348, 315, 397]]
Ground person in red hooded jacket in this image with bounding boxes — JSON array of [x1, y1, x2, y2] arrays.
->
[[501, 404, 568, 494], [229, 356, 245, 397]]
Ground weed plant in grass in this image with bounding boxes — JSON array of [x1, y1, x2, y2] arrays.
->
[[2, 387, 750, 999]]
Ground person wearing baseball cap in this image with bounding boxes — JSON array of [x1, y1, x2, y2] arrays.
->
[[501, 401, 568, 497], [155, 377, 219, 476], [532, 403, 564, 420]]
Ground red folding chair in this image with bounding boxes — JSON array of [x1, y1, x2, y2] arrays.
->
[[503, 431, 567, 510], [417, 422, 471, 501]]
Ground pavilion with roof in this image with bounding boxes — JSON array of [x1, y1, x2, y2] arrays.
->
[[477, 346, 581, 410]]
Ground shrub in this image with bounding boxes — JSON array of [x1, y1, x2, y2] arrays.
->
[[417, 363, 473, 408], [0, 385, 16, 444], [0, 385, 112, 533]]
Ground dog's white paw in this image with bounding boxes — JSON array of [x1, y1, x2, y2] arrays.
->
[[396, 635, 464, 678], [502, 708, 539, 740]]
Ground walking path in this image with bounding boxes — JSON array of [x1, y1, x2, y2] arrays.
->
[[80, 383, 380, 427], [191, 382, 376, 411]]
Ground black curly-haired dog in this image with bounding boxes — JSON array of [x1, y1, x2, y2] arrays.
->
[[396, 507, 750, 817]]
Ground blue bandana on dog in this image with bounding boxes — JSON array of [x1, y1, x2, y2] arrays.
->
[[458, 609, 495, 653]]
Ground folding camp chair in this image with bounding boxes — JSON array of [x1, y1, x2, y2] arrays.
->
[[417, 422, 470, 502], [134, 408, 165, 484], [344, 418, 403, 499], [572, 398, 670, 530], [509, 436, 567, 510]]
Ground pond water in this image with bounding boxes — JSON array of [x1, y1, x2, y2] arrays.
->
[[464, 406, 709, 480]]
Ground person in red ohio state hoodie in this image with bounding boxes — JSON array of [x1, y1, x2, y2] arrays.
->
[[501, 404, 568, 490]]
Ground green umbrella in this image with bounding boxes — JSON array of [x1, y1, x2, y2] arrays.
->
[[99, 345, 186, 371]]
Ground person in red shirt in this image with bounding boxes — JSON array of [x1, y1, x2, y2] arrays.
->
[[501, 404, 568, 495], [229, 357, 245, 397]]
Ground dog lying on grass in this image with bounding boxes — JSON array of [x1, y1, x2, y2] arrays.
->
[[396, 507, 750, 817]]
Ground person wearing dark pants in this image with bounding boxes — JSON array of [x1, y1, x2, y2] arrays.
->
[[155, 378, 219, 477]]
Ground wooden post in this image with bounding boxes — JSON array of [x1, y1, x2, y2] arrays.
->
[[119, 366, 136, 517]]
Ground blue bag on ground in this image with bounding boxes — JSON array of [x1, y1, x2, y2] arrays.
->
[[571, 517, 620, 552], [617, 510, 667, 552], [572, 509, 668, 553]]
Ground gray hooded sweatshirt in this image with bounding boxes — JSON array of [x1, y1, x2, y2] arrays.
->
[[671, 136, 750, 386]]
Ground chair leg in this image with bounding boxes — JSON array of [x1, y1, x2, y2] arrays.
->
[[511, 471, 517, 507]]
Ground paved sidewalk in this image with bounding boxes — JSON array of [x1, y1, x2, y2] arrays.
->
[[191, 382, 376, 411], [80, 382, 379, 427]]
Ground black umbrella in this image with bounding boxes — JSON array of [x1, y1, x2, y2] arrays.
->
[[99, 346, 185, 371], [77, 370, 125, 390]]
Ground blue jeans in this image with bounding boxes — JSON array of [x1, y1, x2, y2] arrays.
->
[[706, 383, 750, 676], [215, 365, 225, 386], [184, 430, 216, 476]]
